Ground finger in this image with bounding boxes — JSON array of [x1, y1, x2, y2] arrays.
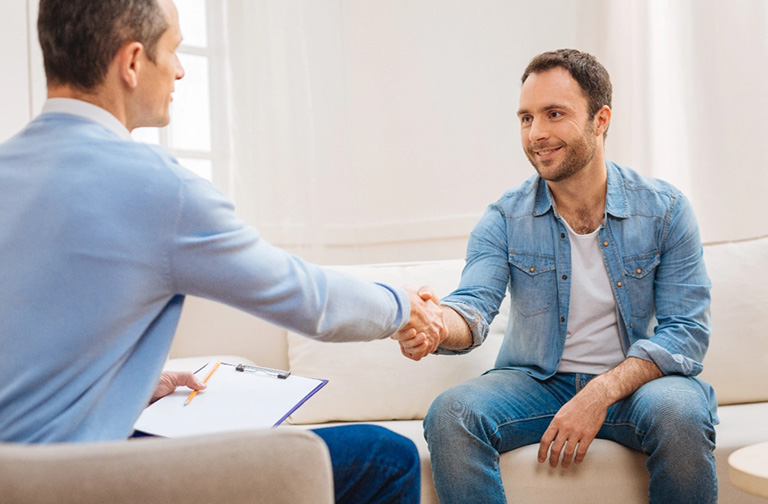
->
[[574, 438, 593, 464], [400, 343, 425, 361], [561, 440, 576, 468], [549, 437, 565, 468], [400, 332, 426, 349], [408, 344, 430, 361], [390, 327, 417, 342], [544, 430, 568, 468], [417, 285, 438, 302], [179, 371, 206, 391], [538, 429, 556, 463]]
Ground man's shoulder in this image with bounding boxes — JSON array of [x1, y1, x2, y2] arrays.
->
[[608, 161, 693, 223], [609, 161, 682, 197], [30, 113, 180, 169], [2, 114, 193, 193], [492, 174, 541, 212]]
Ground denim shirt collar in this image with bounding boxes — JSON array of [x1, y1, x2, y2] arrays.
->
[[532, 160, 630, 219]]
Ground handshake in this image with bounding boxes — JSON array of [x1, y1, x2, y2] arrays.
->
[[391, 286, 448, 361]]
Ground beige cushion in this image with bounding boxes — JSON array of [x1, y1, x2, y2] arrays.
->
[[286, 260, 506, 424], [698, 235, 768, 405], [0, 430, 333, 504], [349, 420, 650, 504]]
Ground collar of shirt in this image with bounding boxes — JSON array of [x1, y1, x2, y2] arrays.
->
[[532, 161, 630, 220], [42, 98, 132, 141]]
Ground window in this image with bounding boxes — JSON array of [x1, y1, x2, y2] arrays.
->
[[132, 0, 216, 182]]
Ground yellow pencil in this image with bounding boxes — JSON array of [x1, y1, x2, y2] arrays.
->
[[184, 360, 221, 406]]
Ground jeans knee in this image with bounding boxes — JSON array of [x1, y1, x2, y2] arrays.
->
[[424, 387, 490, 446], [425, 389, 462, 434], [316, 425, 420, 504], [644, 394, 715, 458], [362, 425, 420, 475]]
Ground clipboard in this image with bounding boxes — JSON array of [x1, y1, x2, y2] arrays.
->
[[133, 361, 327, 438]]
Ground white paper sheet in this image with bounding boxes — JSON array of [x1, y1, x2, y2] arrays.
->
[[134, 361, 327, 438]]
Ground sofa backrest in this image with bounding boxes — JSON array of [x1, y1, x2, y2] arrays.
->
[[697, 234, 768, 405], [284, 235, 768, 425]]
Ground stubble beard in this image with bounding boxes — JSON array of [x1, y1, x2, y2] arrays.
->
[[526, 122, 598, 183]]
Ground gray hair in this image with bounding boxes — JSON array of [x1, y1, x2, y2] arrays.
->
[[38, 0, 168, 91]]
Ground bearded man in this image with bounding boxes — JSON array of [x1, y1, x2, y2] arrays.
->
[[406, 49, 717, 504]]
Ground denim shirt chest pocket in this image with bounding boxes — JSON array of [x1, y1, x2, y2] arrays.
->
[[622, 251, 660, 318], [508, 251, 556, 316]]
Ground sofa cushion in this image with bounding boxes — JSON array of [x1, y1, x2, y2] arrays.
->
[[286, 260, 506, 424], [698, 235, 768, 405]]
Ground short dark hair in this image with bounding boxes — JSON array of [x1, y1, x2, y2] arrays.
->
[[38, 0, 168, 91], [522, 49, 612, 121]]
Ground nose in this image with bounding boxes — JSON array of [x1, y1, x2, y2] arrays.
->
[[528, 118, 549, 142], [175, 57, 185, 80]]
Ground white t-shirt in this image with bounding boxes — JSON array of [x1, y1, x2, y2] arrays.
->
[[556, 220, 625, 374]]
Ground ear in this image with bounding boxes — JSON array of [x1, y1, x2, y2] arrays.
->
[[116, 41, 145, 90], [594, 105, 612, 137]]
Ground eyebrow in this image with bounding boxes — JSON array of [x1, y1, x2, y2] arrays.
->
[[517, 103, 571, 117]]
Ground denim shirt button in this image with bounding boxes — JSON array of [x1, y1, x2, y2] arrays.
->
[[617, 281, 623, 287], [562, 275, 568, 280], [603, 241, 609, 247]]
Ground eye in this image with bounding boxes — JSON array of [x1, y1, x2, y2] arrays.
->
[[549, 111, 563, 119], [520, 115, 532, 125]]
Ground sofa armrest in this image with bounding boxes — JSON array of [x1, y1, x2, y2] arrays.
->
[[0, 429, 333, 504]]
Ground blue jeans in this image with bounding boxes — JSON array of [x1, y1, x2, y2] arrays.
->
[[424, 370, 717, 504], [313, 424, 420, 504]]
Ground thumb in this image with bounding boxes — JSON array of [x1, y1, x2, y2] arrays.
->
[[417, 285, 439, 303], [175, 370, 207, 391]]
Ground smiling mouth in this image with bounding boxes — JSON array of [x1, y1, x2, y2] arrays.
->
[[533, 146, 562, 157]]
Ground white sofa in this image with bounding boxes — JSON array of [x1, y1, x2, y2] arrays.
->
[[165, 234, 768, 503]]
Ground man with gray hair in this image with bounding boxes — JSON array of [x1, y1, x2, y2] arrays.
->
[[0, 1, 444, 502]]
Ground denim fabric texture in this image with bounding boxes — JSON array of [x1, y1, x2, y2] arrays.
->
[[425, 371, 717, 504], [440, 162, 715, 411], [313, 425, 420, 504], [429, 162, 717, 503]]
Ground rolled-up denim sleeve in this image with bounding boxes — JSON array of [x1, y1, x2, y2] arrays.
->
[[435, 301, 488, 354], [437, 203, 510, 355], [627, 193, 711, 376]]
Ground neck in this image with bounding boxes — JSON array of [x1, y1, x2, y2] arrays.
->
[[48, 84, 129, 129], [548, 155, 608, 234]]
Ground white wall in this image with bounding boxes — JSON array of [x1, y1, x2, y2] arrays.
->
[[221, 0, 768, 268], [0, 1, 32, 142]]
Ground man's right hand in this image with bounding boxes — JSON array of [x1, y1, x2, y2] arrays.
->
[[391, 286, 446, 361]]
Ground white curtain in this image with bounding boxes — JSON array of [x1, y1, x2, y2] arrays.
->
[[216, 0, 768, 263], [602, 0, 768, 243]]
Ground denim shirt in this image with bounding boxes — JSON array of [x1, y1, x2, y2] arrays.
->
[[442, 162, 713, 391]]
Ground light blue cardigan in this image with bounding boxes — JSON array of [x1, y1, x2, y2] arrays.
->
[[0, 110, 408, 442]]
